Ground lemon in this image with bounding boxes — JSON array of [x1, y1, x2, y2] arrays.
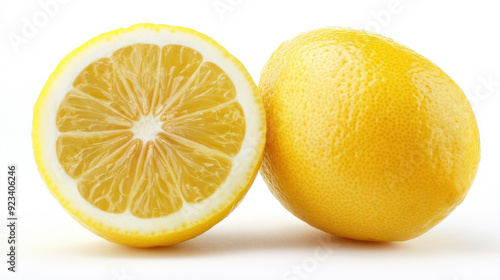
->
[[259, 28, 480, 241], [33, 23, 266, 247]]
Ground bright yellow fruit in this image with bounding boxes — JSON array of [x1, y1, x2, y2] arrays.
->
[[33, 23, 266, 247], [259, 28, 480, 241]]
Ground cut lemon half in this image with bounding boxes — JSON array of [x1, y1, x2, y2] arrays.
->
[[33, 23, 266, 247]]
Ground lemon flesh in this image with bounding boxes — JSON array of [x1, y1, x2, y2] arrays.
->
[[57, 44, 245, 218]]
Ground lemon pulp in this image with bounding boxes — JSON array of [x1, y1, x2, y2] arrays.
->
[[56, 43, 245, 218]]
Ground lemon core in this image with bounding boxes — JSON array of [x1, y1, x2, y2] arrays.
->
[[132, 114, 163, 142]]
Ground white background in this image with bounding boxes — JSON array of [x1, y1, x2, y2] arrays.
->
[[1, 0, 500, 279]]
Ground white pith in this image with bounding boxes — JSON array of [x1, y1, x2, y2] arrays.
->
[[132, 114, 163, 142], [36, 26, 263, 234]]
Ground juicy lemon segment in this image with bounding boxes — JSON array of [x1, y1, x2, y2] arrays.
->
[[55, 43, 245, 219], [33, 24, 265, 247]]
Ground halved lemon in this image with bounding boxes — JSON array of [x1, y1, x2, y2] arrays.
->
[[33, 23, 266, 247]]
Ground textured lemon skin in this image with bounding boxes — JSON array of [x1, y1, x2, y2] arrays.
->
[[259, 28, 480, 242], [33, 23, 266, 247]]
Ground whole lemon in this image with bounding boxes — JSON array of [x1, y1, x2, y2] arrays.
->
[[259, 28, 480, 241]]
